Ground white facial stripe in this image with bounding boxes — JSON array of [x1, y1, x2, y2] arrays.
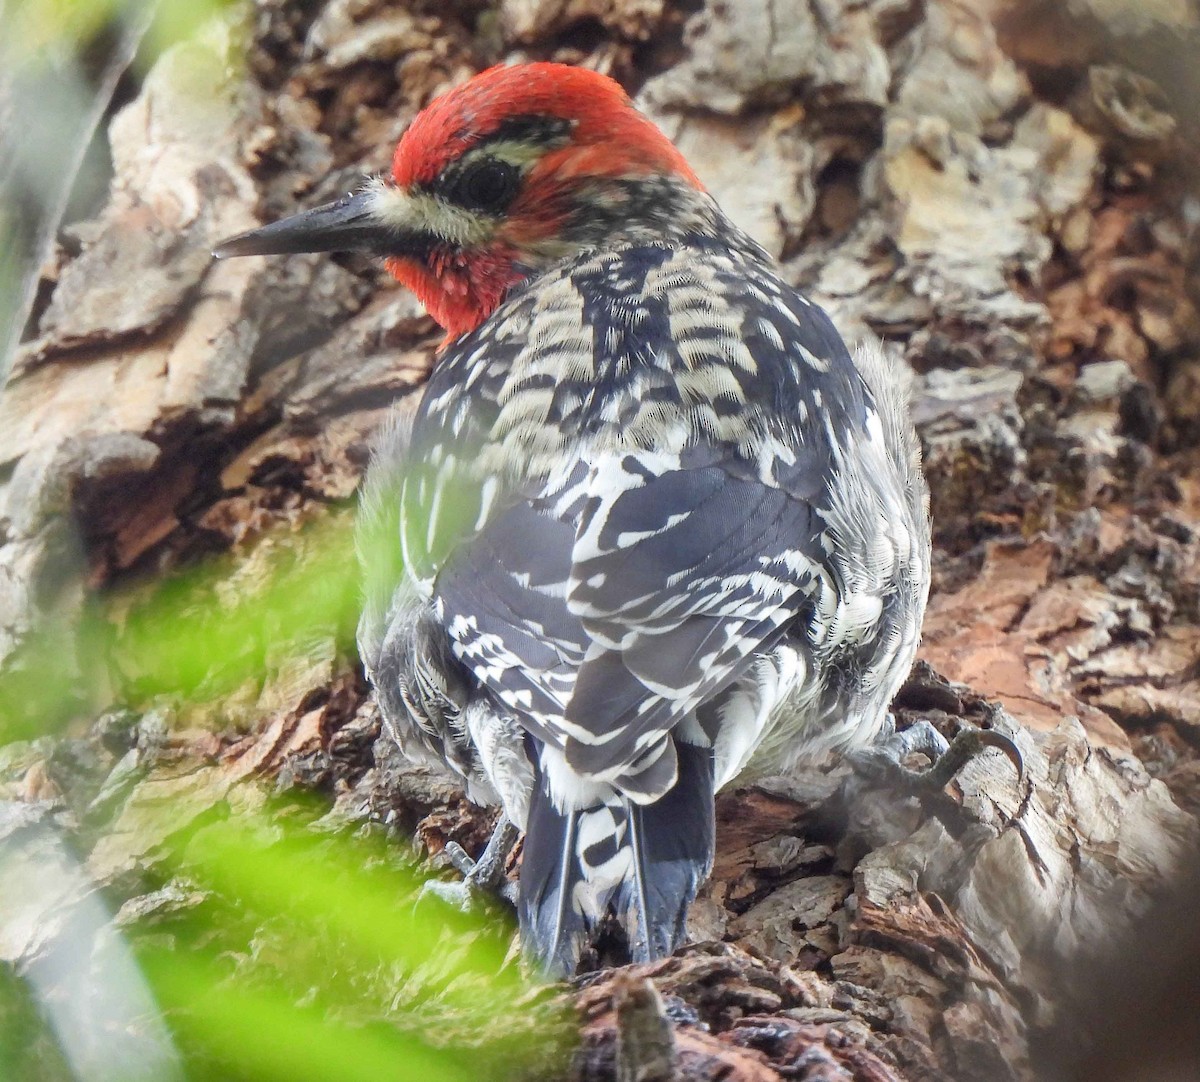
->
[[365, 177, 495, 247], [363, 124, 575, 250], [461, 139, 548, 169]]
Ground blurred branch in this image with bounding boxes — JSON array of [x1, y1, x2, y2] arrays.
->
[[0, 807, 184, 1082], [0, 0, 155, 383]]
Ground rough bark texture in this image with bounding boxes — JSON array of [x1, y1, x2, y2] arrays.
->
[[4, 1, 1200, 1079]]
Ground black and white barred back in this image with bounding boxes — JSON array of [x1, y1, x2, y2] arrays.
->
[[357, 213, 930, 975]]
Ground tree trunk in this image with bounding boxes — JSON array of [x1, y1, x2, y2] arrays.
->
[[3, 1, 1200, 1079]]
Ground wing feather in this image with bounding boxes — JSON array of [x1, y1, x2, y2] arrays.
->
[[436, 444, 827, 794]]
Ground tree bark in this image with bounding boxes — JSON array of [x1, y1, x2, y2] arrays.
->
[[3, 1, 1200, 1079]]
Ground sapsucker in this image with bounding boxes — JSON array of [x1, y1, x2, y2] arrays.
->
[[216, 62, 931, 977]]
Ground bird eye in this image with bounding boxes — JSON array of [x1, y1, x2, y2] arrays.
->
[[451, 159, 521, 212]]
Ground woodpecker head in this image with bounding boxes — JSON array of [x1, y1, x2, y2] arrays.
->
[[215, 63, 708, 341]]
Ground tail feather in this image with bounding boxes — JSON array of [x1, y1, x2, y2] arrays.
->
[[519, 742, 715, 977]]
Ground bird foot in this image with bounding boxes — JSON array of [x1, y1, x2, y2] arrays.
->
[[420, 817, 520, 911], [849, 717, 1024, 794]]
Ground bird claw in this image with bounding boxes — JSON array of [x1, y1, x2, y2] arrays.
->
[[419, 817, 520, 912], [922, 726, 1025, 791], [849, 718, 1024, 794], [847, 718, 946, 782]]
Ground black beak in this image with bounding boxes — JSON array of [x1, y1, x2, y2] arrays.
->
[[213, 189, 395, 260]]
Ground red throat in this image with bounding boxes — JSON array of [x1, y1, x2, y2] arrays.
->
[[385, 248, 528, 344]]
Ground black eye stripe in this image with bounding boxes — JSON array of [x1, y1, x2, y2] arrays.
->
[[445, 158, 522, 213], [422, 114, 575, 212], [484, 114, 573, 146], [444, 115, 572, 157]]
